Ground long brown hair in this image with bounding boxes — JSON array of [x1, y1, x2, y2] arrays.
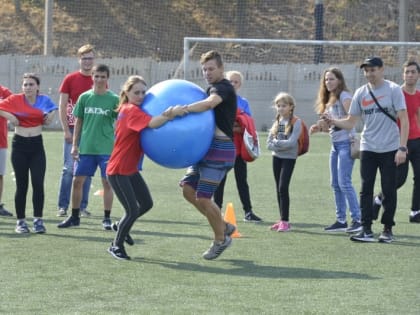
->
[[314, 67, 350, 114], [117, 75, 147, 111]]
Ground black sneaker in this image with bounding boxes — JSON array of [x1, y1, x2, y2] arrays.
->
[[102, 218, 112, 230], [409, 212, 420, 223], [0, 204, 12, 216], [346, 221, 363, 233], [111, 221, 134, 246], [244, 212, 262, 222], [107, 244, 131, 260], [350, 229, 375, 242], [57, 216, 80, 228], [372, 195, 382, 220], [378, 228, 394, 243], [324, 221, 348, 232]]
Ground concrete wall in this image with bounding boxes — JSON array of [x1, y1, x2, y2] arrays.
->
[[0, 55, 405, 130]]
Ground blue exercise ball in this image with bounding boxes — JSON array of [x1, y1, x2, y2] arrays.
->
[[141, 79, 215, 169]]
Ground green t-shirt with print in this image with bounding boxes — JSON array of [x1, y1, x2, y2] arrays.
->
[[73, 89, 119, 155]]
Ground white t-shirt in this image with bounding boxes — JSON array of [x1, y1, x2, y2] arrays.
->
[[326, 90, 355, 143]]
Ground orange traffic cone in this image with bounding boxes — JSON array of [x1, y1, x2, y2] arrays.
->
[[223, 202, 241, 238]]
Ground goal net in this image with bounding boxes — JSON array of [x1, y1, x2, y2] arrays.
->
[[181, 38, 420, 130]]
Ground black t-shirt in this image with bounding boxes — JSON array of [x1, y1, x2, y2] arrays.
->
[[207, 78, 237, 140]]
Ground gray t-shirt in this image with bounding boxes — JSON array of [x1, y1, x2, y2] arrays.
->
[[349, 80, 406, 153], [267, 117, 302, 159], [326, 91, 355, 143]]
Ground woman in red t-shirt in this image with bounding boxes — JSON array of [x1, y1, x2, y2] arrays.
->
[[106, 75, 186, 260], [0, 73, 57, 234]]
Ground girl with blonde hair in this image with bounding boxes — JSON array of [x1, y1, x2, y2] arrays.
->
[[267, 92, 301, 232]]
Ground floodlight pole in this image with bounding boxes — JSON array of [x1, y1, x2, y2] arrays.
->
[[314, 0, 324, 64], [43, 0, 53, 55], [398, 0, 408, 64]]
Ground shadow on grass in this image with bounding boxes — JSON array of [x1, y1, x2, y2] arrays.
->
[[141, 219, 204, 227], [136, 257, 378, 280]]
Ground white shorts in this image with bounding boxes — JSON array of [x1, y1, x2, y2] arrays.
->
[[0, 148, 7, 176]]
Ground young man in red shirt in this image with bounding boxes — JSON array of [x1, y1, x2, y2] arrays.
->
[[57, 44, 95, 217]]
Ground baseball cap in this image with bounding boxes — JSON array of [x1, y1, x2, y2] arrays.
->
[[360, 57, 383, 69]]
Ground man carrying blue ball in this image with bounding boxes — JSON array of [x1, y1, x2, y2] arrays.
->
[[179, 50, 237, 260]]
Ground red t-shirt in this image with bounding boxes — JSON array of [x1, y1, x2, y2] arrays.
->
[[0, 85, 12, 148], [106, 103, 152, 175], [59, 71, 93, 127], [402, 90, 420, 140], [0, 94, 57, 128]]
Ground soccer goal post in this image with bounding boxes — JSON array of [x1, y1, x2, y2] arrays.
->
[[183, 37, 419, 130]]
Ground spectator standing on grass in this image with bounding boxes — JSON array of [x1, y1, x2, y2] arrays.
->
[[213, 70, 262, 223], [58, 64, 119, 230], [323, 57, 408, 243], [0, 84, 13, 217], [179, 50, 237, 260], [372, 60, 420, 224], [56, 44, 95, 218], [106, 75, 187, 260], [0, 73, 57, 233], [310, 67, 361, 233], [267, 92, 301, 232]]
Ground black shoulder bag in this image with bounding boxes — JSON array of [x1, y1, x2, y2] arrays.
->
[[367, 85, 396, 123]]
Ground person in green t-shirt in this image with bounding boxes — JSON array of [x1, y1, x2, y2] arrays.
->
[[58, 64, 119, 230]]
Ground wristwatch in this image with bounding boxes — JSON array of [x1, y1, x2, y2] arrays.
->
[[398, 146, 408, 152]]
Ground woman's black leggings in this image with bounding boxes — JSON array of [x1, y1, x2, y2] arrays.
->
[[107, 173, 153, 248], [11, 134, 46, 220]]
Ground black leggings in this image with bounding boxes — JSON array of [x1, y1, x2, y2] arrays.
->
[[107, 173, 153, 248], [272, 156, 296, 221], [11, 134, 46, 220]]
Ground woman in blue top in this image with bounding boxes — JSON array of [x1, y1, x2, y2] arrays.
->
[[310, 67, 361, 233]]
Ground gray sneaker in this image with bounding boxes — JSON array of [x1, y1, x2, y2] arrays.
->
[[225, 222, 236, 237], [15, 220, 30, 234], [202, 236, 232, 260]]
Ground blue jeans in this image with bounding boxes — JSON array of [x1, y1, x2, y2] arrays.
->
[[57, 128, 91, 210], [330, 140, 361, 222]]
